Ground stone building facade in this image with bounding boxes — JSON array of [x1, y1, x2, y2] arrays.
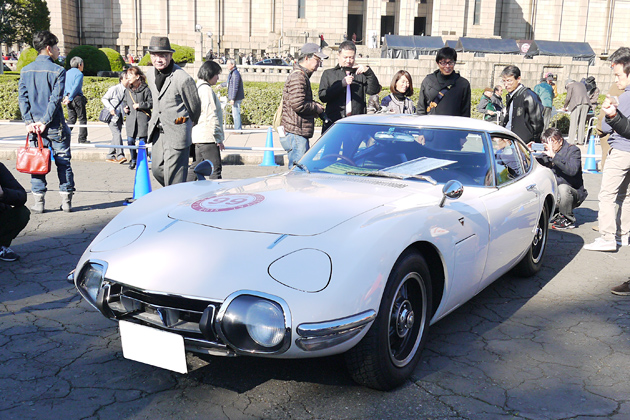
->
[[48, 0, 627, 58]]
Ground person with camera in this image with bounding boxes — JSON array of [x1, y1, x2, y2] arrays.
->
[[318, 40, 381, 134], [280, 43, 328, 168], [532, 127, 587, 230]]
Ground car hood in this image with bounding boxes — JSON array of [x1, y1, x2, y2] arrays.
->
[[167, 172, 418, 235]]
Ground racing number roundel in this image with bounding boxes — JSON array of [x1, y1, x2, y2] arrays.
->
[[191, 193, 265, 212]]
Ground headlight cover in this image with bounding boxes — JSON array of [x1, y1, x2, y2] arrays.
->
[[216, 291, 291, 354], [268, 248, 332, 292], [76, 261, 106, 307]]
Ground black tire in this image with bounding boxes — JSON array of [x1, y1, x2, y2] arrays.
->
[[513, 205, 549, 277], [345, 251, 432, 390]]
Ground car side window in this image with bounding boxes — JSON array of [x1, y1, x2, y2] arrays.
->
[[491, 137, 523, 185]]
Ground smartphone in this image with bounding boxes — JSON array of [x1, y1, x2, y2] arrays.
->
[[609, 95, 620, 106], [531, 143, 545, 152]]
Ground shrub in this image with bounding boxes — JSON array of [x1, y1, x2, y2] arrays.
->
[[65, 45, 110, 76], [137, 43, 196, 66], [0, 76, 22, 119], [99, 48, 126, 72], [16, 47, 39, 72]]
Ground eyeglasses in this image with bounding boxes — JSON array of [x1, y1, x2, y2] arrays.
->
[[438, 60, 455, 67]]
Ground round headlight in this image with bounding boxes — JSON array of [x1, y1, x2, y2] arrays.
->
[[245, 300, 285, 347], [78, 262, 105, 303], [217, 293, 289, 354]]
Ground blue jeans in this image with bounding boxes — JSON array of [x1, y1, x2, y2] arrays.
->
[[30, 124, 75, 193], [232, 100, 242, 130], [285, 133, 309, 168]]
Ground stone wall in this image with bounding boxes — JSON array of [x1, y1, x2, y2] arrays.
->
[[159, 54, 615, 94]]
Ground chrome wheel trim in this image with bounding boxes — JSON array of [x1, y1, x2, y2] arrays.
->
[[387, 272, 427, 368]]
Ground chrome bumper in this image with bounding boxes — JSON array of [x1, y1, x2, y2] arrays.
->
[[295, 310, 376, 352]]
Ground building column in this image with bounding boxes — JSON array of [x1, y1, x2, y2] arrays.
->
[[364, 0, 381, 47], [397, 0, 416, 35]]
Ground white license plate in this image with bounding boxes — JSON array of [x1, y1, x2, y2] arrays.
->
[[119, 321, 188, 374]]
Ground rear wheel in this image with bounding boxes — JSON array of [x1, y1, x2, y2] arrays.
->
[[513, 206, 549, 277], [345, 252, 432, 390]]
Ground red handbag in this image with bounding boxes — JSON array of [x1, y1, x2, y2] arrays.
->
[[16, 132, 51, 175]]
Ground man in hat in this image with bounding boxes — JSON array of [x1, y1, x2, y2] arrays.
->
[[146, 36, 201, 186], [280, 43, 327, 167]]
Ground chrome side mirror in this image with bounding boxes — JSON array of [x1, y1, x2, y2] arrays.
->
[[439, 180, 464, 207]]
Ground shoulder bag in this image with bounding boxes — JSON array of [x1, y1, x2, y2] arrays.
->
[[16, 132, 51, 175]]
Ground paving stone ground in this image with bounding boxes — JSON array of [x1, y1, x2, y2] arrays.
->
[[1, 158, 629, 420]]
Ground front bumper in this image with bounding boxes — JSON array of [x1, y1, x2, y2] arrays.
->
[[73, 260, 376, 358]]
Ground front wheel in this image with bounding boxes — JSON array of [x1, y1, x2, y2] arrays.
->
[[513, 206, 549, 277], [345, 252, 432, 390]]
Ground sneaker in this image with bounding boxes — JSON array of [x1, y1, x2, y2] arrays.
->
[[0, 246, 19, 262], [78, 140, 91, 144], [611, 281, 630, 296], [617, 234, 630, 247], [117, 157, 128, 164], [551, 215, 575, 230], [105, 158, 118, 163], [128, 161, 136, 170], [583, 237, 617, 252]]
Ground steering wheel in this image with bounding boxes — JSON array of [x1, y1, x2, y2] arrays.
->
[[321, 154, 356, 166]]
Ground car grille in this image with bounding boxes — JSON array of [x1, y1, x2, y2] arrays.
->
[[104, 281, 222, 345]]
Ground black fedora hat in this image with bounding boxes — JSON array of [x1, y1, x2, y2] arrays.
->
[[148, 36, 175, 53]]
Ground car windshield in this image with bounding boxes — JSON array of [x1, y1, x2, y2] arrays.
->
[[299, 123, 493, 186]]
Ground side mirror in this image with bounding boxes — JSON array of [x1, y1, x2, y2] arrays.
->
[[439, 180, 464, 207], [194, 160, 214, 180]]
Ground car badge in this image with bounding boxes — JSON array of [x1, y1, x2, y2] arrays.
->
[[459, 217, 465, 226]]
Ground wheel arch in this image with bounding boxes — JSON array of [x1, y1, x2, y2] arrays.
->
[[403, 241, 445, 319]]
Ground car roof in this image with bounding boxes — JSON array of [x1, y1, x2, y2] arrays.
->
[[337, 115, 516, 137]]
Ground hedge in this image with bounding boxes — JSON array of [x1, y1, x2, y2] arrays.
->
[[16, 47, 40, 71], [0, 73, 604, 135], [99, 48, 126, 72], [65, 45, 111, 76], [137, 44, 195, 66]]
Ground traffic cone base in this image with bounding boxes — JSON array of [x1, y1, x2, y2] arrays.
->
[[260, 127, 279, 167]]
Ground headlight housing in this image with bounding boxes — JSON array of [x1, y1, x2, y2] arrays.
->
[[75, 261, 106, 307], [216, 292, 291, 354]]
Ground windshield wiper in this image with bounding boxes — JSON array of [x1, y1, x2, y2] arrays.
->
[[292, 162, 310, 173], [345, 170, 437, 185]]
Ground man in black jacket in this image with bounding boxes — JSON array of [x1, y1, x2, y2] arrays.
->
[[318, 41, 381, 134], [501, 65, 544, 143], [0, 162, 30, 261], [534, 128, 587, 230], [417, 47, 471, 117]]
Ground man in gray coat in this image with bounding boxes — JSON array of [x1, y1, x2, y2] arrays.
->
[[146, 36, 201, 186], [564, 79, 591, 145]]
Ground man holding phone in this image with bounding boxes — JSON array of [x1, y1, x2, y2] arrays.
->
[[318, 41, 381, 134]]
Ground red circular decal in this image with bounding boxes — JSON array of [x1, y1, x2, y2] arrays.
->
[[191, 193, 265, 212]]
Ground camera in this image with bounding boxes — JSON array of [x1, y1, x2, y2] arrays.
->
[[319, 111, 331, 125]]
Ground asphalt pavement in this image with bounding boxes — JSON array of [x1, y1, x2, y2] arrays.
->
[[1, 153, 630, 419]]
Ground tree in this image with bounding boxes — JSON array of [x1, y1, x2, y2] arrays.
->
[[0, 0, 50, 47]]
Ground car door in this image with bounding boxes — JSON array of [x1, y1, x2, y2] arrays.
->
[[477, 134, 541, 291]]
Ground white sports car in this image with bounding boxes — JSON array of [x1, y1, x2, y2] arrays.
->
[[72, 115, 557, 390]]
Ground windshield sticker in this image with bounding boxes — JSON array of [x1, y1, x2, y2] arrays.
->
[[191, 193, 265, 212]]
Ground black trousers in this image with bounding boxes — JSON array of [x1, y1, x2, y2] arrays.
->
[[187, 143, 223, 181], [67, 95, 88, 142], [0, 205, 30, 247]]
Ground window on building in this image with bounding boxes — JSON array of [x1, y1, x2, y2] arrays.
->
[[473, 0, 481, 25], [298, 0, 306, 18], [381, 16, 395, 36], [414, 17, 426, 35]]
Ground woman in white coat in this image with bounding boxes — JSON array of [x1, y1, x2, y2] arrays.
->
[[187, 60, 224, 180]]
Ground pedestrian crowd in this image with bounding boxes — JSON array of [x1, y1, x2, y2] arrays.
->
[[4, 32, 630, 297]]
